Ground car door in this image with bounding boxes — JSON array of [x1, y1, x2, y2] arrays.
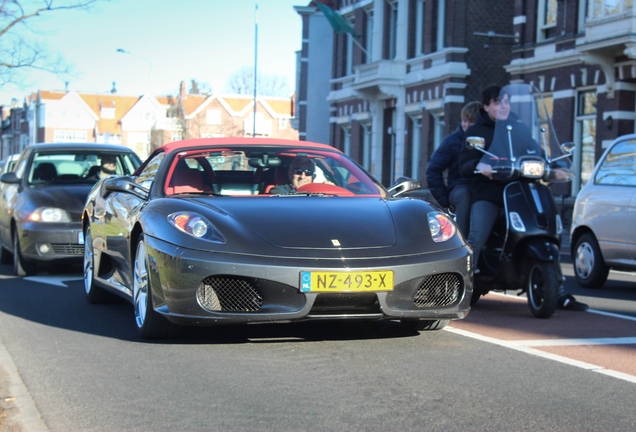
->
[[0, 152, 28, 250], [587, 138, 636, 266], [104, 152, 164, 289]]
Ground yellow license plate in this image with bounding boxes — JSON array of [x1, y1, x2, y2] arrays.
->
[[300, 271, 393, 292]]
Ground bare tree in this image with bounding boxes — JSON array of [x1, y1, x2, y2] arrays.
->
[[225, 66, 291, 98], [0, 0, 106, 87], [189, 79, 213, 95]]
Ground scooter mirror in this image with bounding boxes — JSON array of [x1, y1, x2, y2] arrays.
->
[[466, 136, 486, 150], [560, 142, 575, 154]]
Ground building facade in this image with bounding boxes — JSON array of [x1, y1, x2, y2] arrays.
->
[[507, 0, 636, 194], [321, 0, 514, 186]]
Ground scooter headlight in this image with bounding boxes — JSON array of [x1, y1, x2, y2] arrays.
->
[[428, 211, 456, 243], [520, 160, 545, 178]]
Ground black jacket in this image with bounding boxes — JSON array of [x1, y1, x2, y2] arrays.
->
[[459, 109, 505, 206], [425, 126, 472, 208]]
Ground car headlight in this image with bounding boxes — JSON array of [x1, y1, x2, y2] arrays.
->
[[29, 208, 70, 222], [167, 211, 226, 243], [520, 160, 545, 178], [428, 211, 456, 243]]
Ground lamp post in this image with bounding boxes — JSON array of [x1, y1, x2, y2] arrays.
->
[[116, 48, 152, 94]]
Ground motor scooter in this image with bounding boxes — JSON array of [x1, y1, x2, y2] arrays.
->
[[466, 84, 575, 318]]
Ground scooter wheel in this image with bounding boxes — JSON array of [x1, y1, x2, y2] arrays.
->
[[526, 260, 559, 318]]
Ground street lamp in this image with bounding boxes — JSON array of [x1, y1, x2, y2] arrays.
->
[[116, 48, 152, 94]]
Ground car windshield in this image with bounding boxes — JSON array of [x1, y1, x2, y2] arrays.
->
[[28, 151, 141, 186], [164, 145, 388, 197]]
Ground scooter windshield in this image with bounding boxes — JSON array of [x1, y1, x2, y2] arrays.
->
[[480, 84, 575, 183]]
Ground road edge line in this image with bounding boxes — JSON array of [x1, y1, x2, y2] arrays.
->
[[445, 326, 636, 385], [0, 335, 49, 432]]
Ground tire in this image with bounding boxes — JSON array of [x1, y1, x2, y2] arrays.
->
[[526, 260, 559, 319], [573, 233, 609, 288], [13, 230, 36, 276], [133, 235, 180, 339], [470, 290, 482, 306], [83, 227, 112, 303], [401, 319, 449, 331]]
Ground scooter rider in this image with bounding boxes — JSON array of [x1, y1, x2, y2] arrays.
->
[[460, 85, 588, 311]]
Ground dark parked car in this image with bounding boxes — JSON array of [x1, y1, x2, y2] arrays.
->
[[0, 143, 141, 275], [571, 134, 636, 287], [82, 137, 473, 338]]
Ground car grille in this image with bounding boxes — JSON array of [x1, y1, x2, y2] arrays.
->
[[413, 273, 462, 308], [51, 244, 84, 256], [197, 276, 263, 312]]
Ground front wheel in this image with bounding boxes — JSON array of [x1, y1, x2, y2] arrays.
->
[[401, 319, 449, 331], [133, 235, 180, 339], [573, 233, 609, 288], [84, 227, 112, 303], [13, 230, 36, 276], [526, 260, 559, 318]]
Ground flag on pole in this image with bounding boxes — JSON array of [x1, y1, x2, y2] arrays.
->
[[316, 2, 360, 39]]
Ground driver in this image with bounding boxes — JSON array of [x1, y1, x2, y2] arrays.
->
[[89, 154, 118, 180], [269, 157, 315, 194], [460, 86, 587, 311]]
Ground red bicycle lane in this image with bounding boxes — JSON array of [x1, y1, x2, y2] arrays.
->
[[446, 293, 636, 382]]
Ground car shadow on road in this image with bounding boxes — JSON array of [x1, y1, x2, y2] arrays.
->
[[0, 266, 423, 344]]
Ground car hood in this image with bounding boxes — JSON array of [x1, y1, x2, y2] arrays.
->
[[27, 184, 94, 215], [194, 197, 397, 249]]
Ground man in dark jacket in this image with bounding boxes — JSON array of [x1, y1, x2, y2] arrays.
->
[[460, 85, 587, 310], [426, 101, 481, 237]]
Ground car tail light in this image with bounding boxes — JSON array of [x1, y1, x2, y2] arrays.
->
[[428, 212, 456, 243]]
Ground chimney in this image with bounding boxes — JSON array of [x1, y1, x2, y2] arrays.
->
[[180, 80, 186, 99], [111, 81, 117, 94]]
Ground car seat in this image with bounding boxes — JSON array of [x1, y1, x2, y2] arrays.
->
[[32, 162, 57, 182]]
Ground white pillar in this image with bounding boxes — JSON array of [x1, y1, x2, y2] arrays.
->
[[372, 0, 384, 62], [371, 102, 384, 182]]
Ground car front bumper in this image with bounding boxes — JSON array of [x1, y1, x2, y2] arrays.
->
[[18, 221, 84, 263], [144, 235, 473, 326]]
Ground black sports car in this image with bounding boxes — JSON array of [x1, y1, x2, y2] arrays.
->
[[0, 143, 141, 275], [82, 138, 473, 338]]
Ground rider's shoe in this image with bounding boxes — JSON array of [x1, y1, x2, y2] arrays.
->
[[558, 294, 588, 311]]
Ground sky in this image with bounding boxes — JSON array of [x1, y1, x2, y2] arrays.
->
[[1, 0, 305, 105]]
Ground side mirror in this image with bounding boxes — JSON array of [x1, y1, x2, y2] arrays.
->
[[466, 136, 486, 150], [104, 176, 149, 200], [387, 177, 421, 197], [560, 142, 575, 154], [0, 172, 20, 184]]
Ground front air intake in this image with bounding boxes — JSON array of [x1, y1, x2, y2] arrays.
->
[[413, 273, 462, 308], [197, 276, 263, 312]]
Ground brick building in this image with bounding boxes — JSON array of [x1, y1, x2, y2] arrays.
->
[[1, 82, 297, 162], [299, 0, 514, 186], [508, 0, 636, 194]]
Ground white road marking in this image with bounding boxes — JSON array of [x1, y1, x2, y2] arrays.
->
[[445, 326, 636, 385], [506, 337, 636, 347], [23, 275, 83, 287]]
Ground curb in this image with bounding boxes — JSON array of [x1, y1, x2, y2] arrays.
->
[[0, 335, 48, 432]]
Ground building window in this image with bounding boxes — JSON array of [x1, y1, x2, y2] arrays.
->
[[578, 0, 589, 32], [415, 0, 425, 56], [53, 130, 87, 143], [574, 90, 597, 193], [593, 0, 632, 18], [365, 9, 374, 63], [389, 1, 398, 59], [436, 0, 445, 51], [537, 0, 558, 41], [206, 109, 222, 125], [346, 17, 355, 75]]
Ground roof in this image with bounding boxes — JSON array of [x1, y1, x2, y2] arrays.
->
[[78, 93, 142, 134], [263, 99, 293, 116], [181, 94, 208, 116], [222, 96, 252, 113], [27, 142, 137, 152], [157, 137, 337, 155], [38, 91, 66, 101]]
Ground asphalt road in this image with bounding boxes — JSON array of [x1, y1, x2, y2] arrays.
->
[[0, 255, 635, 432]]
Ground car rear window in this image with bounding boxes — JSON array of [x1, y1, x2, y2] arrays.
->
[[594, 139, 636, 186]]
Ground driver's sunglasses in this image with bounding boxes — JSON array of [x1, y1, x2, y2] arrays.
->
[[292, 168, 314, 176]]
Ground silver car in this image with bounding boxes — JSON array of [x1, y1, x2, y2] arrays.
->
[[570, 134, 636, 287]]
